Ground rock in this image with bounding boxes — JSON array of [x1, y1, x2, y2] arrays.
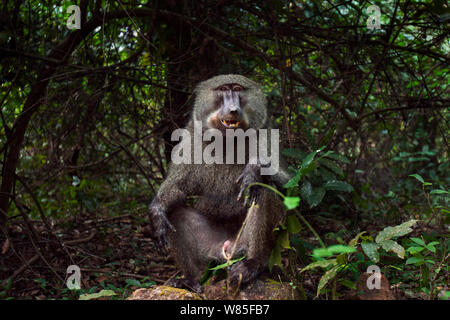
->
[[206, 279, 300, 300], [128, 279, 300, 300], [128, 286, 201, 300]]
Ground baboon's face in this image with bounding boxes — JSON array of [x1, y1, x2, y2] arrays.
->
[[194, 75, 268, 132], [209, 83, 248, 130]]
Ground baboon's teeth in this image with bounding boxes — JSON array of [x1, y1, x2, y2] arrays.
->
[[221, 120, 240, 128]]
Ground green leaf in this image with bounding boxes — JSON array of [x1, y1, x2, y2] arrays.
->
[[409, 174, 425, 184], [300, 259, 337, 273], [125, 279, 141, 287], [300, 180, 312, 200], [325, 152, 350, 164], [361, 242, 380, 263], [430, 189, 448, 195], [439, 291, 450, 300], [302, 149, 321, 168], [406, 256, 424, 265], [323, 180, 354, 192], [410, 237, 425, 247], [286, 214, 301, 233], [317, 265, 341, 297], [209, 256, 246, 271], [269, 245, 282, 271], [301, 180, 326, 208], [307, 187, 326, 208], [318, 158, 344, 177], [278, 230, 291, 249], [327, 245, 356, 254], [281, 148, 307, 160], [406, 246, 425, 254], [375, 220, 418, 243], [79, 289, 117, 300], [312, 245, 355, 258], [379, 240, 405, 259], [283, 197, 300, 210], [312, 248, 334, 258], [284, 171, 302, 188]]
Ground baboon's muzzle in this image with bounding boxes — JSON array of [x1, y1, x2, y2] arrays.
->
[[220, 90, 242, 128]]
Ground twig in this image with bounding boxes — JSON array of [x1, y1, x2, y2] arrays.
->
[[80, 268, 165, 283]]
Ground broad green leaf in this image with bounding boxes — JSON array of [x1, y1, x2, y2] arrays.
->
[[406, 256, 424, 265], [410, 237, 425, 247], [312, 248, 334, 258], [307, 187, 326, 208], [278, 230, 291, 249], [269, 245, 281, 271], [284, 171, 302, 188], [300, 259, 337, 273], [318, 158, 344, 177], [317, 265, 341, 297], [379, 240, 405, 259], [375, 220, 418, 243], [406, 246, 425, 254], [300, 180, 312, 200], [409, 174, 424, 184], [430, 189, 448, 195], [286, 214, 301, 233], [325, 152, 350, 164], [361, 242, 380, 263], [125, 279, 141, 287], [79, 289, 117, 300], [283, 196, 300, 210], [302, 149, 321, 168], [318, 166, 336, 181], [327, 245, 356, 254], [439, 291, 450, 300], [281, 148, 307, 160], [312, 245, 355, 258], [323, 180, 354, 192]]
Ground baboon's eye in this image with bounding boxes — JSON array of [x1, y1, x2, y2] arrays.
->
[[219, 86, 228, 91], [232, 85, 244, 91]]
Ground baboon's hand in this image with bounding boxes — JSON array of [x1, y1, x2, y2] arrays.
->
[[236, 163, 262, 206], [148, 201, 175, 255]]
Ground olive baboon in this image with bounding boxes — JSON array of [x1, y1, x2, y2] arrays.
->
[[149, 74, 290, 291]]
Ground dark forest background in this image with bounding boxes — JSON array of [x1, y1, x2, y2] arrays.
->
[[0, 0, 448, 300]]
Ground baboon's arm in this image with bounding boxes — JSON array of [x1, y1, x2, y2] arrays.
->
[[153, 164, 192, 212]]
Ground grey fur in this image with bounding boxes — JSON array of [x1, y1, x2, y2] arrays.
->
[[149, 74, 289, 289]]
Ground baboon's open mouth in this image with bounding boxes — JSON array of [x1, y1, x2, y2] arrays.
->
[[220, 119, 240, 128]]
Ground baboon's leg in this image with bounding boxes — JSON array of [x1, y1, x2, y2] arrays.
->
[[168, 208, 231, 285], [229, 190, 285, 285]]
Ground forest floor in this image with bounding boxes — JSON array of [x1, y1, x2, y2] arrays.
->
[[0, 210, 432, 300], [0, 212, 177, 299]]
